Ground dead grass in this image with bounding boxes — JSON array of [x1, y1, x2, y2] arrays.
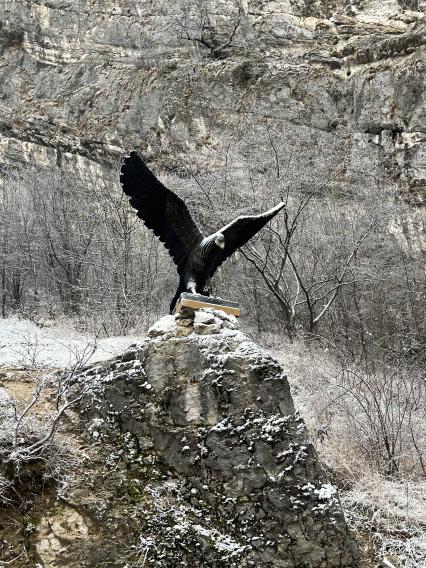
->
[[342, 476, 426, 568]]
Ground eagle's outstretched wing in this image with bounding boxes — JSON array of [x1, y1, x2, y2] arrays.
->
[[120, 152, 204, 273], [209, 202, 285, 277]]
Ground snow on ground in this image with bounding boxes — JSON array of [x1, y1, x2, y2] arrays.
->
[[0, 317, 143, 369]]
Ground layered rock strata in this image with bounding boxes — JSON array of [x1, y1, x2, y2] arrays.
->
[[0, 1, 424, 263], [0, 1, 424, 205]]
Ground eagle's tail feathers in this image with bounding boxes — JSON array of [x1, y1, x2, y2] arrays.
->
[[170, 282, 186, 314]]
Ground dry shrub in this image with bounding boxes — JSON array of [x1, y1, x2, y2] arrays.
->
[[0, 355, 91, 506], [0, 411, 78, 506], [267, 335, 426, 566]]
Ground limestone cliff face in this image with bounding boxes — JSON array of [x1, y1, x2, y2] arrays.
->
[[35, 308, 358, 568], [0, 0, 426, 266], [0, 0, 424, 259], [0, 0, 424, 202]]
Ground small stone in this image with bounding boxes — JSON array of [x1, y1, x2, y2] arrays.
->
[[222, 313, 238, 327], [176, 307, 195, 320], [177, 318, 193, 327], [194, 311, 216, 325], [194, 322, 221, 335], [176, 325, 193, 337], [121, 349, 137, 362], [251, 537, 264, 549], [148, 315, 177, 337]]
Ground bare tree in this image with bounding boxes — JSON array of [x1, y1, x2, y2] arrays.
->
[[176, 0, 243, 58], [1, 341, 96, 486], [330, 360, 426, 478], [0, 128, 423, 359], [240, 183, 378, 337]]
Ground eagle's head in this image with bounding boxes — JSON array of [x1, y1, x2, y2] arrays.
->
[[214, 233, 225, 250]]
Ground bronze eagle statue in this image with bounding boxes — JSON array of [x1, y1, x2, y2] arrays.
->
[[120, 151, 284, 313]]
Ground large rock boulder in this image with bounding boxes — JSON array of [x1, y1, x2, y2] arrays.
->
[[75, 308, 359, 567]]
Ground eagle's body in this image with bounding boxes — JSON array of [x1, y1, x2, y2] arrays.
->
[[120, 152, 284, 313], [169, 236, 220, 311], [186, 235, 221, 289]]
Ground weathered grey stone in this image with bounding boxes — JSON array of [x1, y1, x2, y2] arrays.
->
[[176, 317, 193, 327], [194, 321, 222, 335], [176, 307, 196, 321], [194, 310, 216, 325], [77, 311, 359, 566], [147, 314, 177, 337], [36, 507, 92, 568]]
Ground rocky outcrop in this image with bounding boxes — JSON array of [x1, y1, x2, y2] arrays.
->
[[59, 308, 359, 567]]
